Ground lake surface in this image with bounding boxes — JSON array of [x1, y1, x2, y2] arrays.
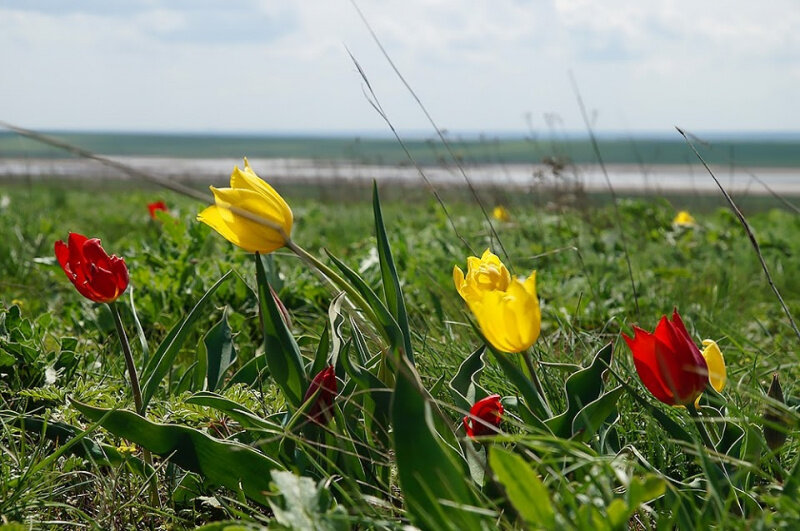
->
[[1, 156, 799, 195]]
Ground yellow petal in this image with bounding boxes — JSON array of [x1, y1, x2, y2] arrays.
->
[[229, 163, 293, 229], [453, 266, 466, 298], [198, 191, 287, 253], [211, 186, 292, 236], [701, 339, 726, 392]]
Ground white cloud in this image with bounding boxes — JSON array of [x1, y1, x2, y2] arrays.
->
[[0, 0, 797, 133]]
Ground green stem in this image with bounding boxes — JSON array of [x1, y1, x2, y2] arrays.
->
[[109, 303, 144, 415], [523, 349, 551, 415], [108, 302, 157, 507], [687, 402, 715, 451], [285, 240, 388, 343]]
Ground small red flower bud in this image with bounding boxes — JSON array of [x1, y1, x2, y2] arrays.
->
[[55, 233, 129, 304], [463, 394, 503, 438], [302, 366, 337, 425], [147, 201, 168, 219]]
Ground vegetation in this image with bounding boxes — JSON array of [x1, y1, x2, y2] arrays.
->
[[1, 177, 799, 530]]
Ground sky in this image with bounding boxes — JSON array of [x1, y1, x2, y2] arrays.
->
[[0, 0, 798, 135]]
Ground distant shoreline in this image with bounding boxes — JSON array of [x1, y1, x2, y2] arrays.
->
[[2, 156, 799, 196]]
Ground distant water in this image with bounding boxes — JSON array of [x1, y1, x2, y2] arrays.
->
[[2, 156, 800, 195]]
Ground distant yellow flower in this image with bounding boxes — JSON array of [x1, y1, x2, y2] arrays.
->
[[198, 158, 293, 253], [492, 206, 511, 222], [693, 339, 727, 408], [454, 249, 541, 353], [673, 210, 696, 227]]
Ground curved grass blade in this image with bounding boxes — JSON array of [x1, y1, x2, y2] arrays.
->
[[204, 312, 237, 392]]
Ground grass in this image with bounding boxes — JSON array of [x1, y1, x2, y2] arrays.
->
[[1, 178, 799, 529]]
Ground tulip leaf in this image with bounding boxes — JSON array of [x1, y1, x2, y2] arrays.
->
[[255, 253, 307, 408], [325, 251, 405, 355], [489, 350, 551, 423], [10, 414, 151, 477], [141, 271, 233, 408], [489, 446, 556, 529], [185, 391, 282, 433], [203, 312, 237, 392], [372, 182, 414, 364], [571, 385, 625, 442], [391, 359, 491, 530], [71, 400, 282, 506], [545, 343, 613, 438], [225, 354, 269, 389], [309, 321, 330, 376], [449, 345, 487, 412]]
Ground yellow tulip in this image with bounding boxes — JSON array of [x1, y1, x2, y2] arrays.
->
[[673, 210, 696, 227], [492, 206, 511, 222], [198, 158, 293, 253], [454, 249, 541, 353], [693, 339, 726, 408]]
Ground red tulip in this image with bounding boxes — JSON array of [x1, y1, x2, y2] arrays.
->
[[463, 394, 503, 438], [54, 233, 129, 303], [147, 201, 168, 219], [302, 366, 337, 425], [623, 309, 709, 406]]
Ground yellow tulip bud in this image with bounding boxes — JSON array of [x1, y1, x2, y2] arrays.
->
[[198, 158, 293, 253]]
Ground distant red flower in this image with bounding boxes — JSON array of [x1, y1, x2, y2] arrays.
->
[[302, 366, 337, 425], [623, 309, 709, 406], [463, 394, 503, 438], [147, 201, 168, 219], [54, 233, 129, 303]]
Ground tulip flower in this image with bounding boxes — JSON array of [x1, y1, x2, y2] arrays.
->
[[198, 158, 293, 253], [623, 310, 714, 407], [492, 206, 511, 222], [54, 233, 129, 303], [463, 394, 503, 438], [453, 249, 540, 353], [147, 201, 168, 219], [302, 366, 337, 425], [673, 210, 696, 227]]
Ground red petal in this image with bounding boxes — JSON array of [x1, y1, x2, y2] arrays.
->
[[625, 327, 674, 403], [82, 238, 112, 271], [110, 257, 130, 294], [54, 240, 71, 276], [67, 232, 88, 272]]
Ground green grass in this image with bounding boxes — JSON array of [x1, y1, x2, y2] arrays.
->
[[1, 179, 799, 529]]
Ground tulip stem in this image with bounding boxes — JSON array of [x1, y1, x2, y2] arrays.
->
[[687, 403, 715, 451], [109, 302, 158, 506], [523, 350, 551, 415], [285, 240, 388, 344], [109, 303, 144, 415]]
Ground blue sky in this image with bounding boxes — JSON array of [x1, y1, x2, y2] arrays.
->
[[1, 0, 798, 135]]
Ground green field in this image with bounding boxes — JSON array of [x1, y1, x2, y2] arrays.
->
[[1, 178, 799, 529], [2, 131, 800, 167]]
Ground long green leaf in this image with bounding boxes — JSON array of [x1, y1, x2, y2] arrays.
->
[[72, 400, 282, 506], [372, 182, 414, 364], [571, 385, 624, 442], [255, 253, 307, 408], [490, 447, 556, 528], [391, 359, 490, 530], [204, 312, 237, 392], [141, 271, 232, 408], [325, 251, 404, 354]]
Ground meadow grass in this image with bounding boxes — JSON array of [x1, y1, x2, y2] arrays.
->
[[0, 179, 799, 529]]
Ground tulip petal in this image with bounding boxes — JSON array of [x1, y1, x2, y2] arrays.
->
[[624, 328, 675, 404], [198, 198, 286, 254], [701, 339, 726, 392], [229, 163, 293, 229], [55, 240, 71, 275]]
